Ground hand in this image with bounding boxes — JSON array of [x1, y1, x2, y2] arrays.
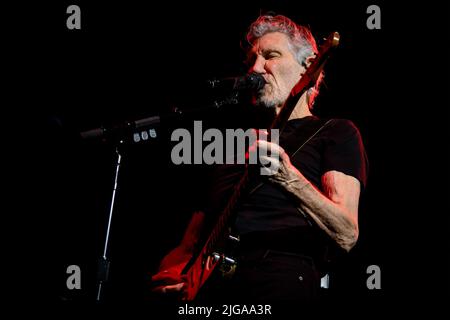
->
[[257, 139, 294, 178], [252, 130, 307, 188], [150, 264, 188, 299], [248, 129, 291, 177]]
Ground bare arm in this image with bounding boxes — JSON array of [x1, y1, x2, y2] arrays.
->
[[260, 140, 361, 251]]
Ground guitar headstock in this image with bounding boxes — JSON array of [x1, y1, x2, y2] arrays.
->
[[290, 31, 340, 97], [325, 32, 340, 50], [309, 32, 340, 85]]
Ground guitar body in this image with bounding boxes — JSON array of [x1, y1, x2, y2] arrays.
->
[[184, 244, 220, 301], [183, 227, 239, 300]]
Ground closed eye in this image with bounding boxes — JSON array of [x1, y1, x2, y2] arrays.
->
[[264, 51, 281, 59]]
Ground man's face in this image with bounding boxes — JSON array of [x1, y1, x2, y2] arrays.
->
[[247, 32, 305, 109]]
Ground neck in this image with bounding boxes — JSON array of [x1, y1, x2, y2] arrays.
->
[[276, 92, 312, 120]]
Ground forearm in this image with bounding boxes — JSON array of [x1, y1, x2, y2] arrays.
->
[[270, 168, 358, 251]]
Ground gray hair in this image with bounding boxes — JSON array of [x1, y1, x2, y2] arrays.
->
[[246, 15, 324, 108]]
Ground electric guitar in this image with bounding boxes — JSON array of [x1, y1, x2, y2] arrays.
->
[[181, 31, 340, 301]]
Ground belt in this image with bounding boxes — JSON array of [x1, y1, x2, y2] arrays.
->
[[236, 227, 325, 259]]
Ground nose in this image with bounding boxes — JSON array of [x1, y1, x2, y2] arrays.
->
[[249, 55, 266, 74]]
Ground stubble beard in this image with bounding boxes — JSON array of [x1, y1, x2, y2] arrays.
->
[[254, 84, 287, 110]]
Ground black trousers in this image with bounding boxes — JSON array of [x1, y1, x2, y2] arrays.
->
[[230, 249, 320, 301], [198, 227, 324, 303]]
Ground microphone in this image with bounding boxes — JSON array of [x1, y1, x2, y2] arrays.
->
[[206, 73, 266, 92], [80, 74, 266, 142], [80, 115, 161, 141]]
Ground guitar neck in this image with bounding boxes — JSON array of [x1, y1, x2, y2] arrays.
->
[[181, 170, 249, 300], [184, 169, 249, 273]]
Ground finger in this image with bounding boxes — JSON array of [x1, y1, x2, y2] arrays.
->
[[257, 129, 269, 138], [259, 155, 281, 168], [259, 155, 280, 164], [163, 283, 185, 293], [257, 141, 289, 161], [259, 155, 281, 176], [151, 285, 167, 294], [257, 140, 283, 154]]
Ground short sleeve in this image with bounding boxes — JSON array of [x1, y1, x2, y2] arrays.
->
[[322, 119, 369, 189]]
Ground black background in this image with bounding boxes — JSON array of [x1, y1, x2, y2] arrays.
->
[[5, 0, 449, 315]]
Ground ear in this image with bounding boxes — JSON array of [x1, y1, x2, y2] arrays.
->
[[304, 53, 316, 68]]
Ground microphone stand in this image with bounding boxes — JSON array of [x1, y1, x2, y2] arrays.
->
[[88, 90, 244, 302], [96, 141, 123, 302]]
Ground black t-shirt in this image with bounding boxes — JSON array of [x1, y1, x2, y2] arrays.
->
[[204, 116, 368, 235]]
